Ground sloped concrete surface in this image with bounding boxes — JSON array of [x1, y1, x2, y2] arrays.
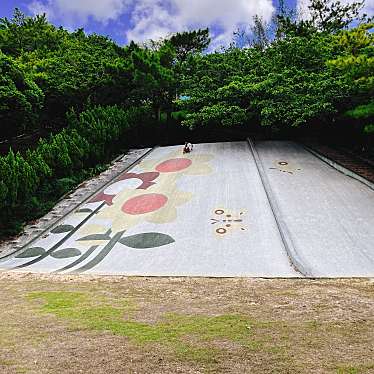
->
[[1, 141, 373, 277], [255, 141, 374, 277], [0, 148, 152, 258]]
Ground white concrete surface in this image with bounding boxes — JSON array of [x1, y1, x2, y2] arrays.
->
[[1, 141, 373, 277], [256, 141, 374, 277]]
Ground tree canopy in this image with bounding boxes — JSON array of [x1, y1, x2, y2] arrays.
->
[[0, 4, 372, 141]]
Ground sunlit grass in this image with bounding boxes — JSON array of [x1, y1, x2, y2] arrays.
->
[[27, 291, 256, 364]]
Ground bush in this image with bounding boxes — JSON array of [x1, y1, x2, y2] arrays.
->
[[0, 104, 151, 235], [0, 52, 44, 139]]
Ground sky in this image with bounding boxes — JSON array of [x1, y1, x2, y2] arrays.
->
[[0, 0, 373, 48]]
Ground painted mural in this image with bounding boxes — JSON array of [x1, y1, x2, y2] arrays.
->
[[210, 209, 246, 236], [10, 149, 214, 273], [269, 160, 302, 175]]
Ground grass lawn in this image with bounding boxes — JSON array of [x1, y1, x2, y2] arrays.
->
[[0, 273, 373, 373]]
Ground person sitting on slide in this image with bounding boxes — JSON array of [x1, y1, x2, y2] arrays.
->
[[183, 142, 193, 154]]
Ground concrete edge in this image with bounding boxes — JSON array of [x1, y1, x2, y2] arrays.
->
[[1, 269, 374, 279], [303, 144, 374, 192], [0, 269, 302, 278], [0, 147, 157, 261], [247, 138, 313, 278]]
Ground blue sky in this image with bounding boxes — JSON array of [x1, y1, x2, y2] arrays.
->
[[0, 0, 372, 47]]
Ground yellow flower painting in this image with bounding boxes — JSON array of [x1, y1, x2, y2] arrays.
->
[[77, 149, 214, 243]]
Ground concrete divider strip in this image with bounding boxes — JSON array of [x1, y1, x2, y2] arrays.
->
[[247, 138, 312, 277], [303, 145, 374, 192]]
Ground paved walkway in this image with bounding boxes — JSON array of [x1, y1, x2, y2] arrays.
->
[[1, 141, 373, 277]]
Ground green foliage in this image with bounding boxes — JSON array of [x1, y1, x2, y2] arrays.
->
[[69, 105, 149, 163], [130, 42, 176, 118], [363, 124, 374, 134], [345, 102, 374, 119], [54, 178, 78, 196], [327, 23, 374, 93], [1, 6, 371, 140], [0, 8, 65, 56], [0, 105, 150, 234], [27, 32, 133, 122], [183, 104, 248, 128], [0, 9, 176, 136], [0, 51, 44, 138], [169, 28, 210, 62], [345, 101, 373, 141], [171, 110, 188, 121], [304, 0, 368, 33], [180, 32, 351, 129], [277, 0, 369, 36], [248, 69, 346, 128]]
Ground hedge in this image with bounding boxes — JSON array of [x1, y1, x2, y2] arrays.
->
[[0, 104, 151, 213]]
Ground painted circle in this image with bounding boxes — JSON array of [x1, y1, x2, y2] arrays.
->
[[155, 158, 192, 173], [215, 209, 224, 215], [122, 193, 168, 215], [216, 228, 227, 234], [278, 161, 288, 166]]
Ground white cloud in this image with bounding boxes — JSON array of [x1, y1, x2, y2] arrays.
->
[[28, 0, 130, 25], [297, 0, 374, 20], [28, 0, 275, 47], [126, 0, 275, 48], [28, 0, 55, 19]]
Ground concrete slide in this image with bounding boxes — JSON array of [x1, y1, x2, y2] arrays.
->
[[0, 141, 373, 277]]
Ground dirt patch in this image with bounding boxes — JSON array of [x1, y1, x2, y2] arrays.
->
[[0, 273, 373, 373]]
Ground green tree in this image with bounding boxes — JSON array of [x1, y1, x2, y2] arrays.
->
[[327, 23, 373, 92], [305, 0, 368, 33], [277, 0, 370, 36], [0, 8, 66, 56], [0, 51, 44, 139], [130, 43, 176, 121], [169, 28, 210, 62]]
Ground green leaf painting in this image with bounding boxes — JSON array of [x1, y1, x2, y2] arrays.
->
[[119, 232, 175, 249], [77, 233, 112, 241], [50, 248, 82, 259], [51, 225, 75, 234], [76, 208, 93, 213], [15, 247, 46, 258]]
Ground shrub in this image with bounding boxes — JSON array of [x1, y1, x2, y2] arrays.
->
[[0, 104, 151, 234]]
